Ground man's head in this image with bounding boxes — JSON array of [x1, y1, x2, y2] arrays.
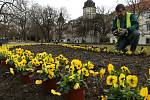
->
[[115, 4, 126, 18]]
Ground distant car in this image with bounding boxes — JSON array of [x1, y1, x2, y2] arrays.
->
[[0, 37, 9, 44]]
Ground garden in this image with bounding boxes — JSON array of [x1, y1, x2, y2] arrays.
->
[[0, 43, 150, 100]]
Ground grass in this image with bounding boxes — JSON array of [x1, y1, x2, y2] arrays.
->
[[78, 44, 150, 55]]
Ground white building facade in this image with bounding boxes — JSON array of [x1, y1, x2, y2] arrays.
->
[[139, 10, 150, 44]]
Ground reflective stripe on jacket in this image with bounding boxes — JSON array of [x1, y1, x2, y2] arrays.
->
[[117, 12, 131, 31]]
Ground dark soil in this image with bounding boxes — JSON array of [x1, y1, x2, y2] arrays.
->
[[0, 44, 150, 100]]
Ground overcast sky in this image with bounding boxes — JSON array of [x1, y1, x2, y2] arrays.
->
[[28, 0, 127, 19]]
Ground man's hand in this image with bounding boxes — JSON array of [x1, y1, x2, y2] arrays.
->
[[118, 28, 128, 36], [112, 29, 118, 36], [112, 28, 128, 36], [120, 29, 128, 33]]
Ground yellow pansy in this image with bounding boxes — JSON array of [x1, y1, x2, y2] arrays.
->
[[106, 75, 117, 86], [48, 71, 54, 79], [100, 68, 106, 78], [31, 59, 37, 64], [44, 57, 54, 64], [126, 50, 132, 55], [82, 63, 87, 68], [77, 72, 81, 80], [140, 87, 150, 100], [63, 57, 69, 64], [101, 95, 107, 100], [89, 70, 97, 77], [51, 89, 61, 96], [42, 52, 48, 57], [71, 59, 82, 70], [82, 68, 89, 77], [107, 64, 114, 74], [42, 63, 46, 68], [146, 95, 150, 100], [48, 54, 52, 58], [12, 54, 19, 59], [44, 68, 48, 74], [89, 70, 94, 74], [126, 75, 138, 87], [29, 56, 33, 60], [93, 72, 99, 77], [35, 80, 43, 85], [5, 59, 9, 64], [25, 50, 32, 56], [35, 61, 41, 67], [16, 48, 24, 55], [69, 65, 75, 74], [65, 65, 69, 69], [77, 70, 82, 75], [140, 48, 147, 54], [26, 68, 34, 72], [43, 58, 48, 64], [119, 73, 125, 87], [47, 64, 55, 72], [17, 61, 23, 67], [55, 61, 60, 69], [103, 47, 108, 52], [74, 83, 80, 90], [20, 61, 25, 67], [87, 61, 94, 69], [140, 87, 148, 97], [9, 68, 14, 75], [21, 55, 26, 60], [21, 59, 27, 66], [121, 66, 131, 74], [58, 54, 64, 59], [69, 75, 75, 81], [36, 70, 43, 73], [55, 57, 59, 62]]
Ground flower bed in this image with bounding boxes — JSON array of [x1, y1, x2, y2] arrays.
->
[[0, 44, 150, 100]]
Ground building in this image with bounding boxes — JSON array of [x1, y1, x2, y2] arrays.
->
[[138, 0, 150, 44], [52, 0, 110, 43]]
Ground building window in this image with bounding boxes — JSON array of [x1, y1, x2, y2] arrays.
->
[[147, 24, 150, 31], [142, 24, 147, 31], [147, 12, 150, 19], [146, 38, 150, 44], [113, 40, 116, 43]]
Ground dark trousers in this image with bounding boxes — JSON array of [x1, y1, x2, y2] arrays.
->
[[116, 30, 140, 52]]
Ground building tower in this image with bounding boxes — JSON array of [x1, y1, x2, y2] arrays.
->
[[57, 12, 65, 42], [83, 0, 96, 19]]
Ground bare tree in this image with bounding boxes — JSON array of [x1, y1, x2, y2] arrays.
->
[[0, 0, 26, 22], [96, 6, 113, 43], [13, 0, 29, 41], [76, 19, 87, 43], [28, 4, 58, 42], [0, 0, 70, 42], [28, 3, 44, 41], [42, 6, 58, 42], [0, 0, 29, 41], [125, 0, 146, 17]]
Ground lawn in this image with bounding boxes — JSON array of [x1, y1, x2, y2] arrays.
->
[[80, 44, 150, 55]]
